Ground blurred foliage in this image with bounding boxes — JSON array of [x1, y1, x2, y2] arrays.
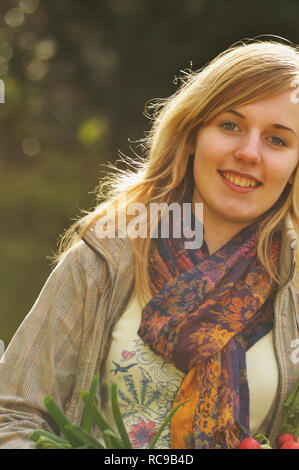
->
[[0, 0, 299, 346]]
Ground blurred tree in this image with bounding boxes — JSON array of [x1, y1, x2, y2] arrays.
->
[[0, 0, 298, 345]]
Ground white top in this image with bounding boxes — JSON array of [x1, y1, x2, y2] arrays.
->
[[100, 292, 278, 448]]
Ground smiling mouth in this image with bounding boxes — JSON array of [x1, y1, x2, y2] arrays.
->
[[218, 170, 262, 188]]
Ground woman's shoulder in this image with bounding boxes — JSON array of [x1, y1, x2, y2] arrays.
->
[[69, 218, 134, 279]]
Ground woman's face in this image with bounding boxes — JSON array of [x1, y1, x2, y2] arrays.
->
[[192, 89, 299, 231]]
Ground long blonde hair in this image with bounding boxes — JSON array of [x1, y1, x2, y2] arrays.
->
[[49, 39, 299, 303]]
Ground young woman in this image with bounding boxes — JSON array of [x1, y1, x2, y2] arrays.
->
[[0, 39, 299, 450]]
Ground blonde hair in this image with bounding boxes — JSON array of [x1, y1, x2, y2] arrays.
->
[[49, 39, 299, 302]]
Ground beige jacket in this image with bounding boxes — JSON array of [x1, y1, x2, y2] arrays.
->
[[0, 215, 298, 449]]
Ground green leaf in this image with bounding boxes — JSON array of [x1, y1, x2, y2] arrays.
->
[[282, 380, 299, 434], [29, 429, 71, 447], [254, 433, 270, 446], [149, 400, 189, 449], [43, 397, 82, 447], [81, 375, 99, 433], [111, 383, 132, 449], [80, 391, 113, 434], [64, 423, 105, 449], [36, 435, 72, 449], [103, 429, 124, 449]]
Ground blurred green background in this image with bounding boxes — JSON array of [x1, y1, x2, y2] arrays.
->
[[1, 0, 299, 347]]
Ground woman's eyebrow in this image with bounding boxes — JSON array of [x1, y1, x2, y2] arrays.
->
[[225, 109, 245, 119], [225, 109, 297, 136], [272, 123, 297, 136]]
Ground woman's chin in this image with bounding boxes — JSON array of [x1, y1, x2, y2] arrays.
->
[[205, 208, 259, 227]]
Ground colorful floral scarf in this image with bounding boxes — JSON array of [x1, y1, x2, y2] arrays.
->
[[138, 208, 281, 449]]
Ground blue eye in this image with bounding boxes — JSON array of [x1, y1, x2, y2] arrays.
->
[[220, 121, 239, 131], [269, 136, 287, 147]]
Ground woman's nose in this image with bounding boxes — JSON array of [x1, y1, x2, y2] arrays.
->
[[233, 132, 262, 164]]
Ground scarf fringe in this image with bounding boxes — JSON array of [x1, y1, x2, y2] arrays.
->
[[225, 429, 240, 449]]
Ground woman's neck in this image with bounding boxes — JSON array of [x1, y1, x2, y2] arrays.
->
[[202, 212, 253, 255]]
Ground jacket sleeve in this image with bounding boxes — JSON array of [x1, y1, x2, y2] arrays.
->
[[0, 242, 90, 448]]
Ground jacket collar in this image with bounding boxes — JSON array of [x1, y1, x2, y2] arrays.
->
[[78, 213, 298, 286], [76, 221, 132, 271]]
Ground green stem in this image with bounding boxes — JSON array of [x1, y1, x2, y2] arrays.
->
[[111, 383, 132, 449], [81, 375, 99, 433], [149, 400, 189, 449], [80, 392, 122, 448], [64, 423, 105, 449], [43, 397, 82, 447], [30, 429, 71, 447], [36, 435, 72, 449]]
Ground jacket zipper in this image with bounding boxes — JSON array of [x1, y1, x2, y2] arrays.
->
[[266, 254, 297, 444], [266, 287, 283, 443]]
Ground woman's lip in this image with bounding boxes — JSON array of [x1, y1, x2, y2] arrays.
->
[[218, 170, 261, 193]]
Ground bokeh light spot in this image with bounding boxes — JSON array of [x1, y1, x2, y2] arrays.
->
[[26, 59, 48, 80], [4, 8, 25, 28], [22, 137, 41, 157], [35, 39, 57, 60], [19, 0, 39, 15], [77, 118, 107, 146]]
